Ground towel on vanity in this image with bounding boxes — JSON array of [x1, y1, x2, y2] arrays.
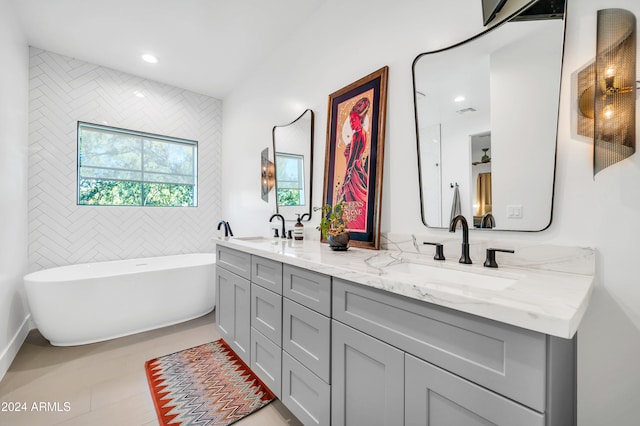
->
[[450, 184, 461, 226]]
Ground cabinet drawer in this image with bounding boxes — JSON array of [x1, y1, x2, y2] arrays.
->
[[216, 246, 251, 279], [333, 278, 546, 411], [283, 264, 331, 316], [283, 298, 331, 383], [282, 351, 330, 426], [405, 354, 544, 426], [252, 255, 283, 294], [251, 283, 282, 346], [251, 328, 282, 399]]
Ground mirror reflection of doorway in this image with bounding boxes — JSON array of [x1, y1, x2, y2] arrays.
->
[[422, 124, 442, 227], [470, 132, 492, 228]]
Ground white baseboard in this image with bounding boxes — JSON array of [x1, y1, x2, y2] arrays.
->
[[0, 314, 31, 382]]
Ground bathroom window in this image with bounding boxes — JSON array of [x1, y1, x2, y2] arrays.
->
[[275, 153, 305, 206], [77, 122, 198, 207]]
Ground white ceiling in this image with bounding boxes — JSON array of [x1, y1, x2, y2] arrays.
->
[[10, 0, 325, 99]]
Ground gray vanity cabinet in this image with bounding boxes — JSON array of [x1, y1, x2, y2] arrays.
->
[[215, 247, 251, 365], [216, 244, 577, 426], [331, 320, 404, 426]]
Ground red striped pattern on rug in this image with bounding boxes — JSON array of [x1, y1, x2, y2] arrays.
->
[[145, 339, 275, 426]]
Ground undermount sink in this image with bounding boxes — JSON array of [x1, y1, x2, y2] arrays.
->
[[385, 262, 518, 291], [233, 236, 270, 241]]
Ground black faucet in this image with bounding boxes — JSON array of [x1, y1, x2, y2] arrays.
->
[[217, 220, 233, 237], [480, 213, 495, 229], [449, 215, 472, 264], [269, 214, 286, 239]]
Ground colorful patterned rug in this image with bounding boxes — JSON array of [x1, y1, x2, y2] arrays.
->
[[145, 339, 275, 426]]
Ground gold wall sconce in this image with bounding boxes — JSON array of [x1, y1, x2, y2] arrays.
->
[[261, 147, 275, 202], [577, 8, 637, 176]]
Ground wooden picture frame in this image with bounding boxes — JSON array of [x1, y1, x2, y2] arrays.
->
[[322, 66, 388, 250]]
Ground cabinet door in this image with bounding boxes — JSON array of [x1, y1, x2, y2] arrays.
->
[[405, 354, 544, 426], [215, 266, 251, 365], [331, 320, 404, 426]]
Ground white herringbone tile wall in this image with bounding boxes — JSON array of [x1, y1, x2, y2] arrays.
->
[[28, 48, 222, 271]]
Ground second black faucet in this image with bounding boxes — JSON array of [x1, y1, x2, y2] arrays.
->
[[269, 214, 287, 239], [449, 215, 472, 264]]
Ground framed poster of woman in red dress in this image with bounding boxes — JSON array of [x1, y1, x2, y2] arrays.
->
[[322, 66, 388, 249]]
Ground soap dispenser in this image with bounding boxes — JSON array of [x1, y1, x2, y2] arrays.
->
[[293, 213, 309, 240]]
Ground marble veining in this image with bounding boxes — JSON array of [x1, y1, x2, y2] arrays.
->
[[382, 232, 595, 276], [214, 236, 594, 339]]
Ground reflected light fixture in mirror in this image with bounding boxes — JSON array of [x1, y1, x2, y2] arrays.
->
[[141, 53, 158, 64], [577, 8, 637, 176], [261, 147, 275, 202]]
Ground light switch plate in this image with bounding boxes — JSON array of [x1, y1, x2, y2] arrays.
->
[[507, 205, 523, 219]]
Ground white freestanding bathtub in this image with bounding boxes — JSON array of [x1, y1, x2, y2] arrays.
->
[[24, 253, 215, 346]]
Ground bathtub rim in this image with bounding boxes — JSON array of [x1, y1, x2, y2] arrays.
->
[[24, 252, 215, 283]]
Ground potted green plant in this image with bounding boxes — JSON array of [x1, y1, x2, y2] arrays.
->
[[314, 202, 350, 251]]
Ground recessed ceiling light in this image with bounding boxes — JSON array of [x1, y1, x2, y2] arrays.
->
[[133, 91, 145, 98], [454, 95, 465, 102], [141, 54, 158, 64]]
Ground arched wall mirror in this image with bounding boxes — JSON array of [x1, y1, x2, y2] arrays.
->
[[413, 0, 566, 231], [273, 109, 314, 220]]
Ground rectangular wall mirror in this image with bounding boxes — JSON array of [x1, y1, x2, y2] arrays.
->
[[273, 109, 314, 220], [412, 0, 566, 231]]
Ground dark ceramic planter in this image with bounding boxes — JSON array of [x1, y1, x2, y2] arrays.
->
[[327, 233, 350, 251]]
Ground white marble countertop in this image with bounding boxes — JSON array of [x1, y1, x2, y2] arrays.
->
[[214, 237, 594, 339]]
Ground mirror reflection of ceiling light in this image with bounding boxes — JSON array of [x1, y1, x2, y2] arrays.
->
[[456, 107, 477, 114], [141, 54, 158, 64], [454, 96, 465, 102]]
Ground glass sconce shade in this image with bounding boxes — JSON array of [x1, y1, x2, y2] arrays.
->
[[577, 8, 637, 176], [594, 8, 636, 175], [261, 147, 275, 202]]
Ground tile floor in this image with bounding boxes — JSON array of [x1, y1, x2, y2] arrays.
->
[[0, 311, 302, 425]]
